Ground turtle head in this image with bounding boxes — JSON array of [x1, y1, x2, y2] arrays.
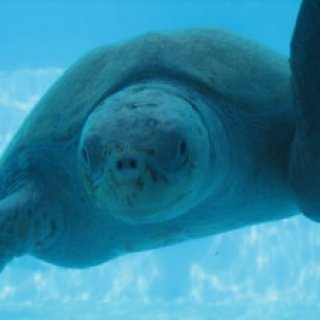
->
[[78, 82, 211, 224]]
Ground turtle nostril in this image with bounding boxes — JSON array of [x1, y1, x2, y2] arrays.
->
[[130, 159, 137, 169], [116, 158, 138, 171], [116, 160, 123, 170]]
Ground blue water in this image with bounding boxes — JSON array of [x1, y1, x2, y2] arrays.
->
[[1, 0, 320, 319]]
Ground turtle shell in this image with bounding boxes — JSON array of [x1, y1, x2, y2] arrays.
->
[[3, 28, 291, 159]]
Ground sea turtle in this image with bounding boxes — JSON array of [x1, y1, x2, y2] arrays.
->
[[0, 0, 315, 272]]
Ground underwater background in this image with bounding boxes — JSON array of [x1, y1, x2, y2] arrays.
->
[[1, 0, 320, 319]]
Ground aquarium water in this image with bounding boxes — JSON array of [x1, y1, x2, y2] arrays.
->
[[0, 0, 320, 319]]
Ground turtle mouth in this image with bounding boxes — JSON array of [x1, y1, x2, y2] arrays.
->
[[109, 189, 192, 223], [83, 157, 195, 223]]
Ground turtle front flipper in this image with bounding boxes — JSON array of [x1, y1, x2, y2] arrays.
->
[[0, 188, 52, 272], [289, 0, 320, 221]]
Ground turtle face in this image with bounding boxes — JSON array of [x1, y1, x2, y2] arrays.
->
[[78, 83, 211, 224]]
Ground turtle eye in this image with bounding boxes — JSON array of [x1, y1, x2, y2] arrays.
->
[[179, 139, 187, 156], [81, 147, 90, 167], [177, 138, 188, 169]]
